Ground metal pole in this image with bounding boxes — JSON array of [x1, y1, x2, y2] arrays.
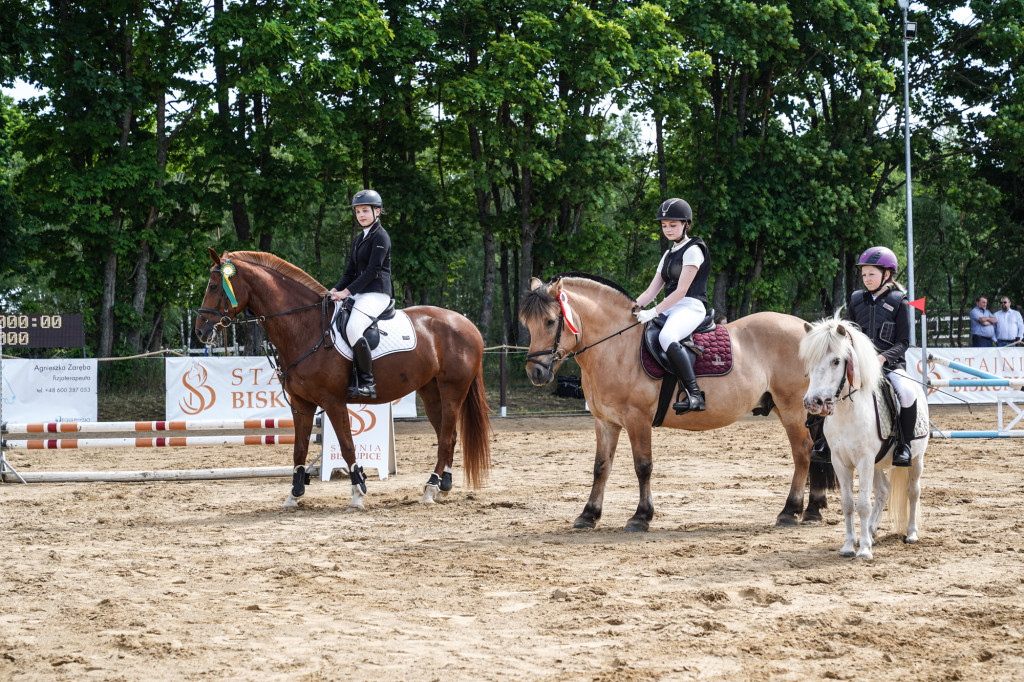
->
[[902, 6, 916, 346], [500, 345, 507, 417]]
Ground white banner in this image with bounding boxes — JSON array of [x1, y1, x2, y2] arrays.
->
[[321, 403, 397, 481], [907, 347, 1024, 404], [1, 359, 98, 423], [166, 357, 288, 420], [392, 391, 417, 418]]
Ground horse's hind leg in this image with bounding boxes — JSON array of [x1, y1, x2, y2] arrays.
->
[[574, 419, 621, 529], [778, 415, 813, 525], [869, 468, 890, 539], [418, 380, 458, 504], [905, 452, 924, 544]]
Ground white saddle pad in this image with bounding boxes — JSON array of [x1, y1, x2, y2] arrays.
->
[[330, 303, 418, 360]]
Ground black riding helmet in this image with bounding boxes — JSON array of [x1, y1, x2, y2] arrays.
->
[[654, 198, 692, 222], [351, 189, 383, 209]]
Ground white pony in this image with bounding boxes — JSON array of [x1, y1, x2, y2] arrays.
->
[[799, 316, 927, 559]]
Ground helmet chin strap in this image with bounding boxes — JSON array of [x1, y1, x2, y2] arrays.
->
[[867, 271, 894, 296], [672, 225, 690, 244]]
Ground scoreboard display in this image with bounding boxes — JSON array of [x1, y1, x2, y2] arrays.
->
[[1, 314, 86, 348]]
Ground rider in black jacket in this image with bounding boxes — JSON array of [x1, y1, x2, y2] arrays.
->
[[329, 189, 393, 399]]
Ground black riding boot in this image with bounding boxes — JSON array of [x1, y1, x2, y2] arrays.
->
[[664, 342, 706, 414], [805, 413, 831, 464], [350, 337, 376, 400], [893, 400, 917, 467]]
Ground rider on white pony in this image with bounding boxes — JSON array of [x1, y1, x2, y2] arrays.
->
[[633, 198, 712, 414], [329, 189, 394, 400], [809, 246, 917, 467]]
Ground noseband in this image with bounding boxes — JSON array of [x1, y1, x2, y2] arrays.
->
[[525, 307, 567, 372]]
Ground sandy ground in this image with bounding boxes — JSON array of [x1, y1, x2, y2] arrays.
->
[[1, 404, 1022, 681]]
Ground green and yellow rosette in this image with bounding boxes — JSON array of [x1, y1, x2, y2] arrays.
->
[[220, 261, 239, 307]]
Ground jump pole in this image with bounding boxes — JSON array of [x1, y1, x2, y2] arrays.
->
[[11, 466, 301, 484], [1, 418, 306, 434]]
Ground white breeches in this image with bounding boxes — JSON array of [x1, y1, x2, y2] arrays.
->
[[657, 298, 707, 352], [886, 369, 916, 408], [344, 292, 392, 346]]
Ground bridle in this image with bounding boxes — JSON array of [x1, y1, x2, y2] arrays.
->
[[526, 297, 640, 372], [194, 258, 333, 416]]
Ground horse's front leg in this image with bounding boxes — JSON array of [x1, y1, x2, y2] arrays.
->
[[323, 402, 367, 511], [573, 418, 621, 529], [623, 417, 654, 533], [855, 458, 875, 559], [283, 396, 317, 508], [835, 461, 857, 557]]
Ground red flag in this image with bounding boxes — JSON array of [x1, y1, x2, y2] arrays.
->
[[909, 297, 926, 313]]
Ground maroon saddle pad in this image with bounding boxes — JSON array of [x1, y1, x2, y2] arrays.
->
[[641, 325, 734, 379]]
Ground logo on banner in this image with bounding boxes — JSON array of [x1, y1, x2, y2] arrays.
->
[[349, 405, 378, 435], [180, 361, 216, 415]]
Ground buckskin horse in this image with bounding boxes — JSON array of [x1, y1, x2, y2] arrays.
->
[[520, 274, 831, 532], [195, 249, 490, 509]]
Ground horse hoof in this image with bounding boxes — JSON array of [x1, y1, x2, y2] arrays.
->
[[283, 494, 300, 508], [572, 516, 596, 530], [856, 549, 873, 560], [419, 484, 439, 505], [775, 512, 800, 526], [839, 546, 856, 558], [623, 518, 650, 533], [904, 534, 918, 544]]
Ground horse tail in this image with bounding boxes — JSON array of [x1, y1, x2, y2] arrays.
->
[[809, 461, 837, 491], [459, 364, 492, 489], [886, 466, 912, 536]]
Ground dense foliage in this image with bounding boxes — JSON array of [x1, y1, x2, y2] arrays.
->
[[1, 0, 1021, 353]]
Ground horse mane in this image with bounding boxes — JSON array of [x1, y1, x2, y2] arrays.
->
[[799, 314, 884, 394], [521, 272, 635, 322], [226, 251, 328, 296]]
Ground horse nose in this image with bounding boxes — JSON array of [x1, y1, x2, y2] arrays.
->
[[803, 396, 823, 413]]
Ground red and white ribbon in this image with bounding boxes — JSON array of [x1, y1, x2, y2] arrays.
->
[[558, 291, 580, 336]]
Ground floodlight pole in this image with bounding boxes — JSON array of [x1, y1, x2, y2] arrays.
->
[[899, 0, 916, 345]]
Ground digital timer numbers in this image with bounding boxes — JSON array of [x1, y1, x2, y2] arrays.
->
[[3, 314, 63, 330]]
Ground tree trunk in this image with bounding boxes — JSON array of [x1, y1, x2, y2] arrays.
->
[[126, 241, 150, 353], [712, 270, 729, 322], [100, 250, 118, 357], [656, 115, 670, 252], [831, 243, 846, 314]]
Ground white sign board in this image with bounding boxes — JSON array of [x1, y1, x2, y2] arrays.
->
[[906, 347, 1024, 404], [321, 403, 397, 481], [392, 391, 417, 418], [1, 359, 98, 423], [166, 357, 288, 420]]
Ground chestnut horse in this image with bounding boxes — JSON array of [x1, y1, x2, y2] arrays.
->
[[195, 249, 490, 509], [520, 275, 830, 532]]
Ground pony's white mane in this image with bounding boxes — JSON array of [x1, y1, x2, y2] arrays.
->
[[799, 314, 884, 395]]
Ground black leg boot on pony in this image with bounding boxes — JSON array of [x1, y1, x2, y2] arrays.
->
[[664, 342, 706, 415], [350, 337, 377, 400], [892, 400, 917, 467]]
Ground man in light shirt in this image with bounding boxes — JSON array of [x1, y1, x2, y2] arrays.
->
[[994, 297, 1024, 347], [970, 296, 997, 347]]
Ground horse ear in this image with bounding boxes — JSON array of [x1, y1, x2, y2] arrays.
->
[[836, 323, 846, 337], [208, 247, 221, 266], [847, 349, 861, 390], [803, 321, 813, 334], [529, 277, 544, 292]]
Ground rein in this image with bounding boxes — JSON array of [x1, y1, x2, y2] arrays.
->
[[526, 303, 640, 370]]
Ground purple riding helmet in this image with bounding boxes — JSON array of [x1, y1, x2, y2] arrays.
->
[[856, 246, 898, 275]]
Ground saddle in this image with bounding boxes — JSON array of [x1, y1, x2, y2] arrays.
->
[[871, 378, 927, 462], [335, 298, 396, 350], [329, 301, 417, 361], [640, 310, 734, 427]]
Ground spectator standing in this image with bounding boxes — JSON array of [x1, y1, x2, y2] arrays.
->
[[969, 296, 997, 347], [994, 297, 1024, 347]]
